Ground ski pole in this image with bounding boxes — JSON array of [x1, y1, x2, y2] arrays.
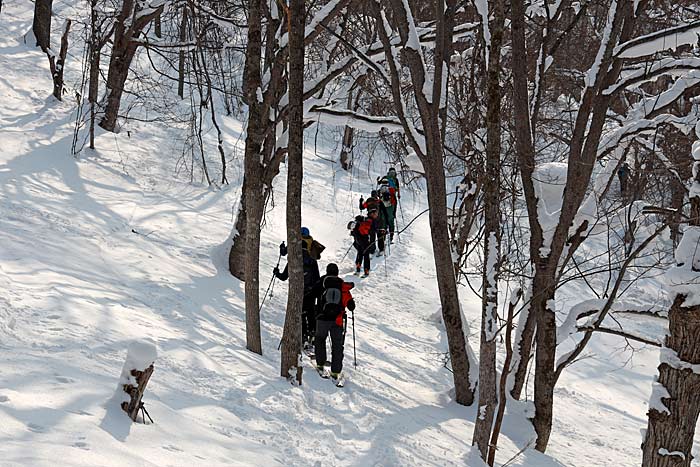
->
[[352, 310, 357, 367], [339, 241, 354, 263], [260, 243, 285, 312]]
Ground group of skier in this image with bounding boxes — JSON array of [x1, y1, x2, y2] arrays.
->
[[349, 167, 401, 277], [269, 167, 401, 386], [273, 228, 355, 385]]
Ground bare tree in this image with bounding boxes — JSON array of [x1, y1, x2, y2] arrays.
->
[[367, 0, 476, 405], [472, 0, 505, 460], [100, 0, 166, 132], [279, 0, 305, 384]]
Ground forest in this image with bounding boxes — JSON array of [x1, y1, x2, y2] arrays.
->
[[1, 0, 700, 466]]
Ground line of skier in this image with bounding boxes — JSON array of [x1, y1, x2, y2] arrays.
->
[[349, 167, 401, 277], [269, 167, 401, 385]]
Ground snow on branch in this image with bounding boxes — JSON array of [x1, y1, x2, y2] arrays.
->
[[576, 325, 661, 347], [604, 58, 700, 96], [278, 0, 351, 49], [474, 0, 490, 63], [306, 104, 407, 134], [584, 0, 619, 89], [614, 20, 700, 59]]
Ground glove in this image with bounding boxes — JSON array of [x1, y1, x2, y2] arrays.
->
[[359, 197, 365, 210], [398, 194, 401, 199], [279, 242, 287, 256], [273, 266, 280, 275]]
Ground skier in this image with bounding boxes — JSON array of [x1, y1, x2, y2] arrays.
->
[[367, 208, 387, 256], [359, 190, 381, 212], [274, 228, 321, 350], [349, 214, 375, 276], [312, 263, 355, 384], [377, 177, 396, 242], [617, 162, 631, 197], [386, 167, 401, 201], [360, 191, 389, 255]]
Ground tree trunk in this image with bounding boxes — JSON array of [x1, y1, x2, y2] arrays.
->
[[643, 130, 700, 467], [49, 20, 71, 101], [472, 0, 504, 459], [99, 0, 163, 132], [240, 0, 265, 355], [532, 276, 557, 452], [33, 0, 52, 51], [642, 296, 700, 467], [279, 0, 305, 384], [339, 125, 354, 171], [178, 7, 188, 99], [339, 89, 355, 170], [229, 198, 247, 279], [508, 0, 544, 402], [88, 0, 100, 149], [424, 157, 475, 406]]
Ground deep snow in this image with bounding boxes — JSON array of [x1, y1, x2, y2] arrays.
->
[[0, 1, 695, 466]]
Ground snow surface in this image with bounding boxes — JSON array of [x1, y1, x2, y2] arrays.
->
[[1, 2, 698, 466]]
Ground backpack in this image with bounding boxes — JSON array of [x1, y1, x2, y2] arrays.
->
[[379, 186, 392, 207], [320, 276, 343, 320], [364, 196, 379, 211], [357, 219, 372, 236], [302, 234, 325, 260]]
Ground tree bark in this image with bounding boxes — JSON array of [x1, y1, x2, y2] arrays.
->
[[371, 0, 475, 405], [643, 129, 700, 467], [279, 0, 304, 384], [241, 0, 265, 355], [88, 0, 100, 149], [178, 7, 188, 99], [99, 0, 163, 132], [472, 0, 505, 459], [508, 0, 543, 402], [33, 0, 52, 51], [48, 20, 71, 101], [642, 296, 700, 467], [425, 157, 475, 406]]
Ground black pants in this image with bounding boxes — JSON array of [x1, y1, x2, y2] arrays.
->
[[355, 247, 371, 271], [315, 319, 345, 374], [302, 294, 316, 343]]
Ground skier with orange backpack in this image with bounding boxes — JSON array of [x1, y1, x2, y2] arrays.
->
[[348, 214, 376, 277]]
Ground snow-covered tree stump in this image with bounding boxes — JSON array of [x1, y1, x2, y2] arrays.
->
[[118, 341, 157, 422]]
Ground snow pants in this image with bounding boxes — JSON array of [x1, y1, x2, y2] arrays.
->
[[302, 294, 317, 344], [385, 205, 396, 238], [315, 319, 345, 374], [355, 247, 371, 272]]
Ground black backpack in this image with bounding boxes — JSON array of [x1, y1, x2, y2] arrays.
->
[[319, 276, 343, 320]]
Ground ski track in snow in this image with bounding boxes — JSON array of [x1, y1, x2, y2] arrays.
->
[[1, 1, 697, 466]]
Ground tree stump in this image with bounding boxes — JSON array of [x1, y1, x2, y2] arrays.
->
[[121, 365, 154, 422], [118, 341, 157, 423]]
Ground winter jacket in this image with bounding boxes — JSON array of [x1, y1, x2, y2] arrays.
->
[[312, 275, 355, 323], [274, 249, 320, 292], [351, 217, 376, 253]]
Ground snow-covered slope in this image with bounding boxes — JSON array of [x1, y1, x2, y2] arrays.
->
[[0, 2, 686, 466]]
